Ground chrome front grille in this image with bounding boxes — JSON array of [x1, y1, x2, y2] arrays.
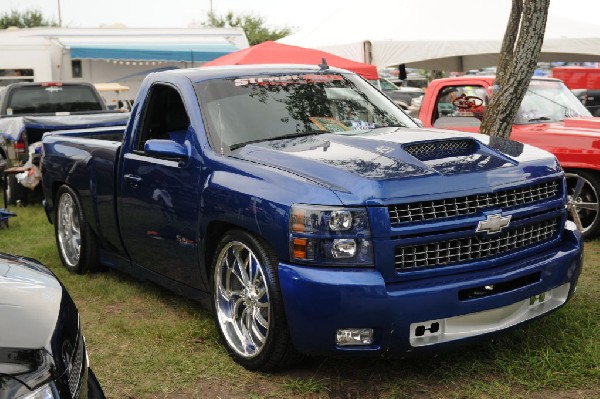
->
[[395, 217, 559, 270], [388, 180, 560, 225], [68, 335, 85, 397], [403, 139, 476, 160]]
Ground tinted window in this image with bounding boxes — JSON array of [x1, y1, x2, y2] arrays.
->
[[5, 85, 103, 115], [136, 84, 190, 152], [195, 72, 416, 151]]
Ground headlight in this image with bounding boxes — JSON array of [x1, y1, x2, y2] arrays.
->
[[289, 204, 373, 266], [21, 383, 56, 399]]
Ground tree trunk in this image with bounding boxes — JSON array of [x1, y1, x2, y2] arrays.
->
[[480, 0, 550, 138]]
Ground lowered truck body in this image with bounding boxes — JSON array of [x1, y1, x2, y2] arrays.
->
[[41, 66, 582, 370]]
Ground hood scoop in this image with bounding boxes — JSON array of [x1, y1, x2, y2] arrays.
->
[[403, 139, 477, 161], [403, 138, 515, 175]]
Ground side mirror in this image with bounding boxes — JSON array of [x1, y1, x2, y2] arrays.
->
[[144, 139, 189, 160]]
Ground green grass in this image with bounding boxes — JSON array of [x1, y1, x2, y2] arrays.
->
[[1, 204, 599, 398]]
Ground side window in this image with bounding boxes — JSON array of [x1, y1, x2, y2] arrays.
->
[[136, 84, 190, 152], [433, 85, 489, 128]]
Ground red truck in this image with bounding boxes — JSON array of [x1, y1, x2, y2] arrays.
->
[[419, 75, 600, 238], [551, 67, 600, 116]]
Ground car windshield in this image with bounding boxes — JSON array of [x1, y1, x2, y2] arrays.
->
[[5, 85, 104, 115], [379, 78, 400, 90], [194, 72, 416, 151], [514, 80, 591, 124]]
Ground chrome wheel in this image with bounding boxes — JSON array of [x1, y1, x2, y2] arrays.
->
[[214, 241, 270, 359], [57, 192, 81, 268], [565, 172, 600, 237]]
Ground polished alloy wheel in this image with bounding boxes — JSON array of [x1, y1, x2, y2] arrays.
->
[[214, 241, 270, 359], [57, 193, 81, 268], [565, 172, 600, 236]]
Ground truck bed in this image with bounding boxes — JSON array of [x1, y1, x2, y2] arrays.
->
[[41, 126, 127, 259]]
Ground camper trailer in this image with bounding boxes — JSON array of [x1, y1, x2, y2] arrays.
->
[[0, 27, 249, 98]]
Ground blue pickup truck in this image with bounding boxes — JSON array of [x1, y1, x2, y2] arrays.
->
[[41, 65, 583, 371]]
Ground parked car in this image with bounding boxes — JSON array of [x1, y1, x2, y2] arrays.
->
[[0, 82, 129, 204], [378, 77, 424, 115], [419, 75, 600, 238], [571, 89, 600, 116], [0, 252, 104, 398], [41, 65, 582, 371]]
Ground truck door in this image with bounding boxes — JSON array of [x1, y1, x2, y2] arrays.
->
[[118, 83, 203, 288]]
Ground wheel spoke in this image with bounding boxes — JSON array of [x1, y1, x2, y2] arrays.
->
[[572, 177, 585, 198], [570, 206, 584, 231], [251, 319, 268, 344], [577, 201, 599, 212], [253, 307, 269, 331], [233, 248, 251, 287]]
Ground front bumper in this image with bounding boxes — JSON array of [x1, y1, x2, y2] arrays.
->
[[278, 227, 582, 356], [86, 368, 105, 399]]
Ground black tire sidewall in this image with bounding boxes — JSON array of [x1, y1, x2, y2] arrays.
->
[[210, 229, 289, 371]]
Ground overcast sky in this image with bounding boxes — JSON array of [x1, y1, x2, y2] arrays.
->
[[1, 0, 600, 32]]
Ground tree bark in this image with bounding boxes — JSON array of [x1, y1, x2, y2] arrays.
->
[[480, 0, 550, 138]]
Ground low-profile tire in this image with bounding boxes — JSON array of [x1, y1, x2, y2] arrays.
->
[[565, 169, 600, 239], [55, 185, 99, 274], [210, 229, 300, 371]]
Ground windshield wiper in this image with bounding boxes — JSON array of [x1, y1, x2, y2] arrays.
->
[[230, 130, 328, 150], [528, 116, 552, 123]]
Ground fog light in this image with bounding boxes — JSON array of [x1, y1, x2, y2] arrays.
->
[[331, 239, 357, 258], [336, 328, 374, 346]]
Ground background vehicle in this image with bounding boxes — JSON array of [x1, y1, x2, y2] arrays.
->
[[572, 88, 600, 116], [0, 252, 104, 398], [41, 66, 582, 371], [552, 67, 600, 116], [94, 83, 133, 111], [0, 82, 129, 204], [378, 77, 424, 116], [419, 75, 600, 238]]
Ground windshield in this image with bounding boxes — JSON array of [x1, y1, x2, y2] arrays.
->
[[4, 85, 104, 115], [194, 72, 416, 151], [379, 78, 400, 90], [514, 80, 591, 124]]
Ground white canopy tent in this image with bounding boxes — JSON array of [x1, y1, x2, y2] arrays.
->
[[278, 1, 600, 71]]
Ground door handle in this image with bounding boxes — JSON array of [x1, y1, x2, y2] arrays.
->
[[124, 174, 143, 188]]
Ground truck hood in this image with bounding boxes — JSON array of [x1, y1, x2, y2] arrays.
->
[[517, 117, 600, 136], [234, 127, 560, 205], [562, 117, 600, 132]]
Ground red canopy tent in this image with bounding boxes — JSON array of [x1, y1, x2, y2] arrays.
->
[[202, 41, 379, 80]]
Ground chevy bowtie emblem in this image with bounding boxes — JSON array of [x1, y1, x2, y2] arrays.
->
[[476, 214, 512, 234]]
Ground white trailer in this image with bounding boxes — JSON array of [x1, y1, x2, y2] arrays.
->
[[0, 27, 249, 104]]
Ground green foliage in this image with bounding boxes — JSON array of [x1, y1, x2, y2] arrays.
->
[[0, 9, 57, 29], [203, 11, 292, 46]]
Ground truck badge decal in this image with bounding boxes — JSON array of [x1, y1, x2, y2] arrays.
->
[[376, 146, 394, 154], [476, 214, 512, 234]]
